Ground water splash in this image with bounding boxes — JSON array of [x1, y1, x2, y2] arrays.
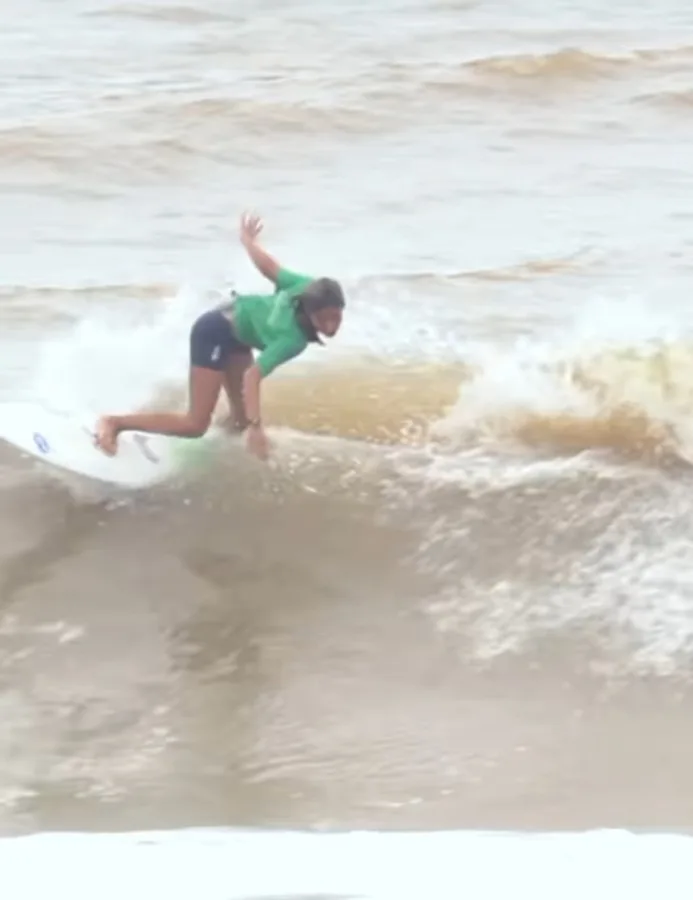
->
[[29, 282, 210, 417]]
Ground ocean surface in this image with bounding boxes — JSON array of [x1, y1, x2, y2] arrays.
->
[[3, 0, 693, 896]]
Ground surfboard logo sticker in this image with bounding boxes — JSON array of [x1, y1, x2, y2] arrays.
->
[[32, 432, 50, 454]]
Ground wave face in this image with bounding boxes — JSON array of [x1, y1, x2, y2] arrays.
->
[[2, 0, 693, 852]]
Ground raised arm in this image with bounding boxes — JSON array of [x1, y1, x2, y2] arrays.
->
[[239, 212, 281, 285]]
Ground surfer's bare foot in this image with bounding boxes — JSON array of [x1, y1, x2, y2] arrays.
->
[[95, 416, 120, 456]]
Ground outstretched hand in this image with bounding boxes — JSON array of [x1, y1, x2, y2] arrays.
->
[[238, 210, 280, 283], [240, 211, 263, 247]]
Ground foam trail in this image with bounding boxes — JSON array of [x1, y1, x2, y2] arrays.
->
[[1, 827, 692, 899]]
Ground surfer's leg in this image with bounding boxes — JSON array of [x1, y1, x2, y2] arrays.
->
[[222, 349, 253, 431], [95, 310, 232, 456], [96, 367, 224, 454]]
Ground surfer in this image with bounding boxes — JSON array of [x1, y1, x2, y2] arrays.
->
[[95, 212, 345, 461]]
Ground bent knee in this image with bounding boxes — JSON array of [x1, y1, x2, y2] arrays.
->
[[187, 417, 211, 438]]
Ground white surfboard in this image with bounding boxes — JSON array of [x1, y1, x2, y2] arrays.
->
[[0, 402, 219, 489]]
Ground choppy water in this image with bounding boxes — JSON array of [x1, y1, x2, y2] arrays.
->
[[3, 0, 693, 895]]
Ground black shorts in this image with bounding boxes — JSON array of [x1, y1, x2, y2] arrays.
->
[[189, 309, 251, 371]]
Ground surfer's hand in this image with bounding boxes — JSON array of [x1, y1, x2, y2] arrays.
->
[[246, 423, 270, 461], [240, 211, 263, 247]]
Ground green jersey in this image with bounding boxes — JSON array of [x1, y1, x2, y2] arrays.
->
[[224, 268, 314, 378]]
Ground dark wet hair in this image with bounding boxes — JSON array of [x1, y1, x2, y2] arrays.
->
[[293, 277, 345, 343]]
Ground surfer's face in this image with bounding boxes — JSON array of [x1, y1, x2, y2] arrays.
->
[[311, 306, 342, 338]]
